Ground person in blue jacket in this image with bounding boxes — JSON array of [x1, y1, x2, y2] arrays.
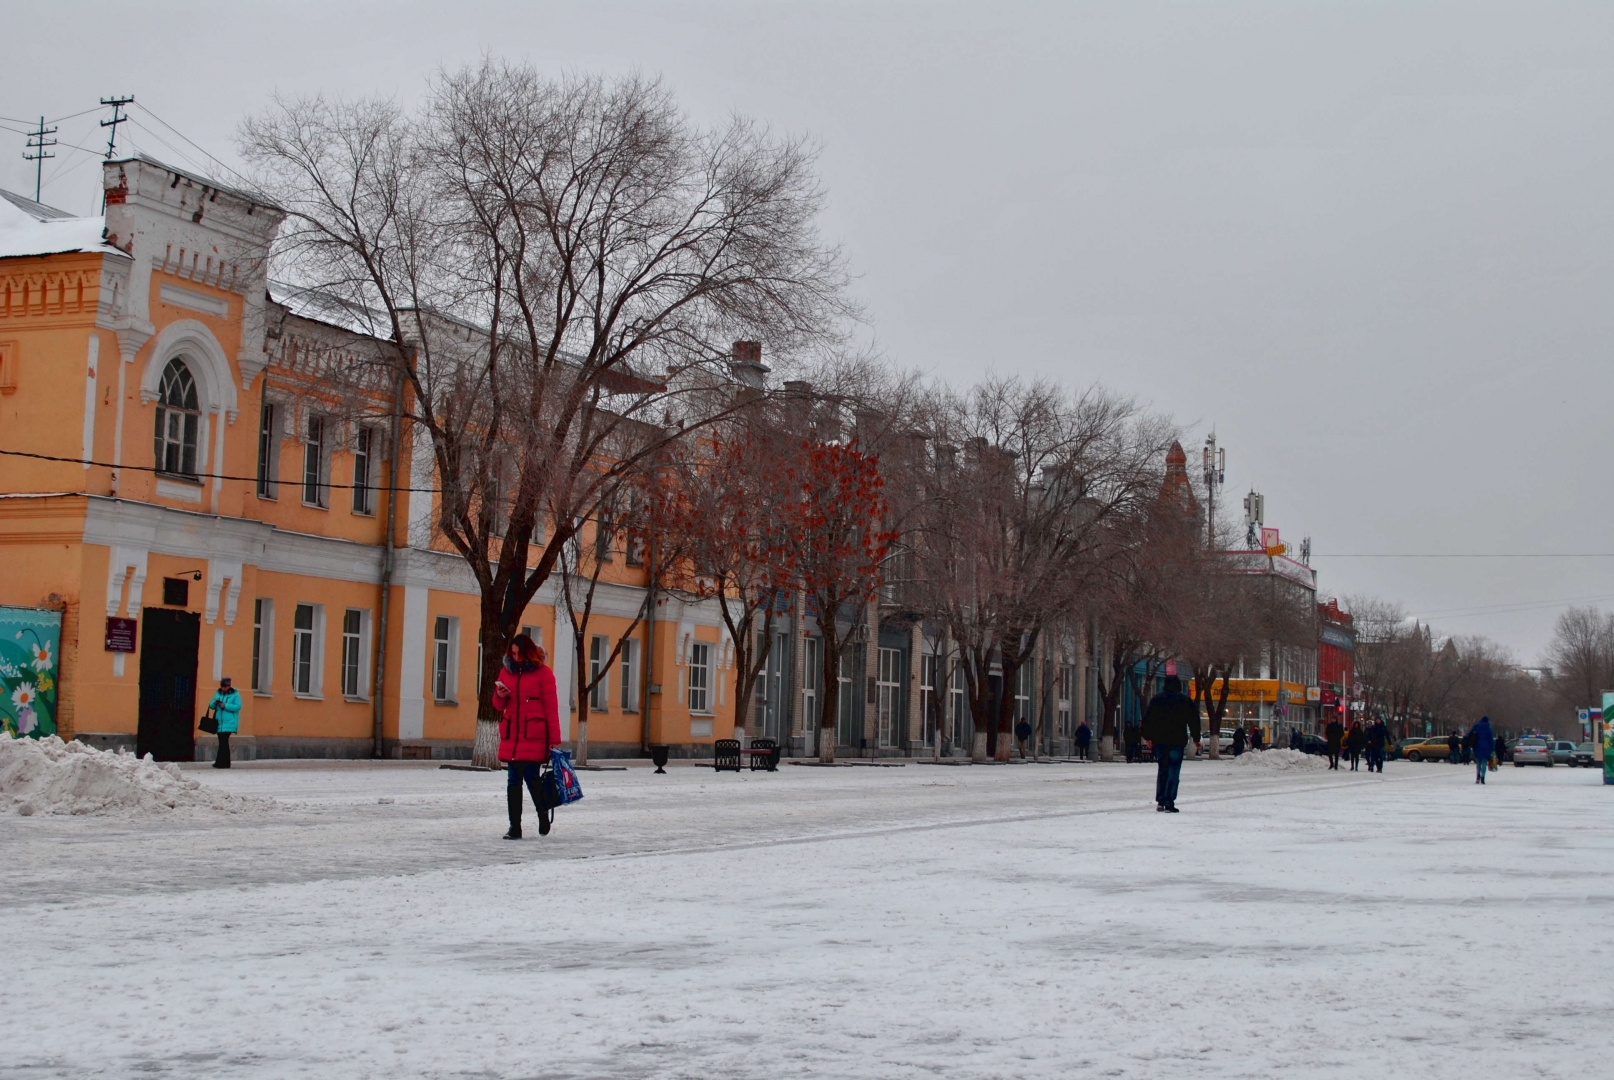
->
[[206, 677, 242, 769], [1470, 716, 1495, 784]]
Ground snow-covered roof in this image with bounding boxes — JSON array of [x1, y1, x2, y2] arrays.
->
[[0, 188, 126, 261]]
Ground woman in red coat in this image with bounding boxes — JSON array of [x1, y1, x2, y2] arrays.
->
[[492, 634, 561, 840]]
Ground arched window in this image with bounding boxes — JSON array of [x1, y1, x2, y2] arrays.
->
[[153, 358, 200, 478]]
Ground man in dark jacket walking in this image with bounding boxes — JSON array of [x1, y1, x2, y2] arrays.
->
[[1365, 717, 1389, 773], [1142, 676, 1200, 813], [1325, 717, 1345, 770], [1075, 722, 1092, 760]]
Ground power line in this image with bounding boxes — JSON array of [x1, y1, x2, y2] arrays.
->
[[133, 102, 255, 189], [0, 447, 441, 494], [1316, 553, 1614, 558]]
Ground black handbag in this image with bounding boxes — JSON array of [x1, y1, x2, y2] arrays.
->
[[536, 765, 563, 810], [199, 705, 219, 735]]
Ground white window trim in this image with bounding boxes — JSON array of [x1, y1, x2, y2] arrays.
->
[[688, 640, 713, 715], [589, 635, 610, 713], [432, 615, 460, 704], [341, 608, 372, 701], [350, 425, 377, 516], [252, 598, 274, 696], [292, 602, 325, 700], [619, 638, 638, 714], [302, 413, 330, 509]]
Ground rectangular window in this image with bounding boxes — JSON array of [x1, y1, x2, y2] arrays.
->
[[802, 636, 821, 733], [520, 624, 543, 650], [1057, 664, 1073, 737], [256, 401, 278, 499], [433, 616, 458, 703], [625, 532, 644, 567], [950, 664, 969, 751], [688, 641, 712, 714], [292, 603, 321, 697], [619, 638, 638, 713], [341, 608, 369, 699], [1014, 662, 1034, 724], [877, 647, 903, 747], [251, 598, 273, 693], [302, 414, 327, 507], [351, 426, 374, 515], [589, 635, 610, 712], [595, 507, 615, 562], [920, 652, 938, 747]]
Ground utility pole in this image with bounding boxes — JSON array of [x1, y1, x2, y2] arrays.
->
[[23, 116, 57, 202], [1201, 432, 1225, 550], [100, 96, 134, 158]]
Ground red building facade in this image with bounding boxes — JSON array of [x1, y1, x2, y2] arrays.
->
[[1317, 598, 1355, 721]]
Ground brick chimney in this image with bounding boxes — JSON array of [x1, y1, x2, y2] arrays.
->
[[728, 340, 768, 390]]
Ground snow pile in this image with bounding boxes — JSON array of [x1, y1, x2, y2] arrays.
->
[[0, 736, 277, 817], [1229, 748, 1329, 771]]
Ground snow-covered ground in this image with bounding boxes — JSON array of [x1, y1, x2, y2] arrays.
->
[[3, 756, 1610, 1079]]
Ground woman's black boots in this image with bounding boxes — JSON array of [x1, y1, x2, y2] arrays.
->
[[503, 784, 523, 840]]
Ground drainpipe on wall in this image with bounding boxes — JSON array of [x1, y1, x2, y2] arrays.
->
[[371, 367, 405, 758]]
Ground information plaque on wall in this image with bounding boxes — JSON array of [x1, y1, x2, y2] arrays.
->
[[105, 616, 137, 653]]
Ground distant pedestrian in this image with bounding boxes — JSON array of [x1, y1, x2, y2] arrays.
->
[[1325, 717, 1345, 770], [1461, 728, 1476, 765], [1141, 675, 1200, 813], [1251, 725, 1264, 752], [1447, 732, 1461, 764], [1231, 725, 1246, 756], [1124, 722, 1143, 764], [1289, 727, 1302, 752], [1471, 716, 1495, 784], [493, 634, 560, 840], [1015, 719, 1033, 758], [1075, 722, 1092, 761], [205, 677, 242, 769], [1365, 717, 1389, 772], [1495, 735, 1507, 764], [1346, 720, 1365, 771]]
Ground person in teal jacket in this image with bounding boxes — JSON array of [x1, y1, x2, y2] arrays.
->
[[207, 677, 242, 769]]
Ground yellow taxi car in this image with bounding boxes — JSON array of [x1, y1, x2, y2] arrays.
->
[[1401, 737, 1454, 762]]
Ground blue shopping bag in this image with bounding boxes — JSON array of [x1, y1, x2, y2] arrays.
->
[[550, 748, 584, 805]]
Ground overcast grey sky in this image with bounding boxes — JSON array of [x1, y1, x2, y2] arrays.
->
[[4, 1, 1611, 661]]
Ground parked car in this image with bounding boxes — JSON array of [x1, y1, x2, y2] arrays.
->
[[1549, 740, 1578, 765], [1296, 733, 1329, 756], [1402, 737, 1453, 762], [1570, 742, 1598, 767], [1389, 737, 1425, 761], [1512, 737, 1552, 766]]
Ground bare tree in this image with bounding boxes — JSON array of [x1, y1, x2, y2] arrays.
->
[[908, 377, 1173, 762], [1545, 606, 1614, 715], [243, 64, 851, 764]]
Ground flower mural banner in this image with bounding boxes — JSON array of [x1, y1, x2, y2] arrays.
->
[[0, 605, 62, 739]]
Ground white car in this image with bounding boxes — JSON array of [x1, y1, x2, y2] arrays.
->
[[1512, 737, 1552, 766]]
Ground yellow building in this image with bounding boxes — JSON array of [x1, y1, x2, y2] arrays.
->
[[0, 158, 736, 760]]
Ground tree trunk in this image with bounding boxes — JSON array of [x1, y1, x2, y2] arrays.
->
[[575, 649, 591, 766], [971, 727, 988, 763], [471, 717, 501, 769], [1098, 733, 1114, 762]]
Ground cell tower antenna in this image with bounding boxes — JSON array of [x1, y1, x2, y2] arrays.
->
[[100, 96, 135, 159], [23, 116, 57, 202]]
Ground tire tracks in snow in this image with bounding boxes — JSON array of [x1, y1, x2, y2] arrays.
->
[[576, 769, 1447, 864]]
